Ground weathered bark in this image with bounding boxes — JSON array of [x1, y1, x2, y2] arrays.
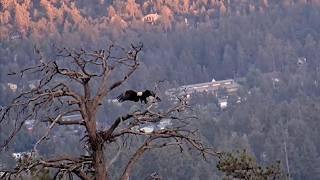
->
[[85, 99, 108, 180], [82, 81, 108, 180], [86, 113, 107, 180], [93, 143, 107, 180]]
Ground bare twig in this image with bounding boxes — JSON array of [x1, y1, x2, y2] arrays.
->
[[33, 114, 62, 152]]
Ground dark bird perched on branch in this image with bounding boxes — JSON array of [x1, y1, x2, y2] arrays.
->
[[117, 90, 160, 104]]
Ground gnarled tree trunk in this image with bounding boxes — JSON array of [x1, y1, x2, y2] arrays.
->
[[93, 143, 107, 180]]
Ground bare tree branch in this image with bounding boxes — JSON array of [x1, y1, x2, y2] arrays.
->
[[0, 43, 217, 180], [105, 142, 123, 171], [120, 137, 151, 180], [33, 114, 62, 152]]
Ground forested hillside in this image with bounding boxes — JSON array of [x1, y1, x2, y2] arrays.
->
[[1, 0, 320, 179]]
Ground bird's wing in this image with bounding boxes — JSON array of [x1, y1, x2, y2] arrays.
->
[[143, 90, 152, 97], [116, 93, 127, 102], [117, 90, 136, 102]]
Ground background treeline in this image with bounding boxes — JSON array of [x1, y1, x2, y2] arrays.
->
[[1, 0, 320, 179]]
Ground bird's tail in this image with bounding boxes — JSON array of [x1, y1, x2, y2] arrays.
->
[[116, 94, 124, 102]]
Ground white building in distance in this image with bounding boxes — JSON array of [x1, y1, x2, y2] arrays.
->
[[142, 13, 160, 24]]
